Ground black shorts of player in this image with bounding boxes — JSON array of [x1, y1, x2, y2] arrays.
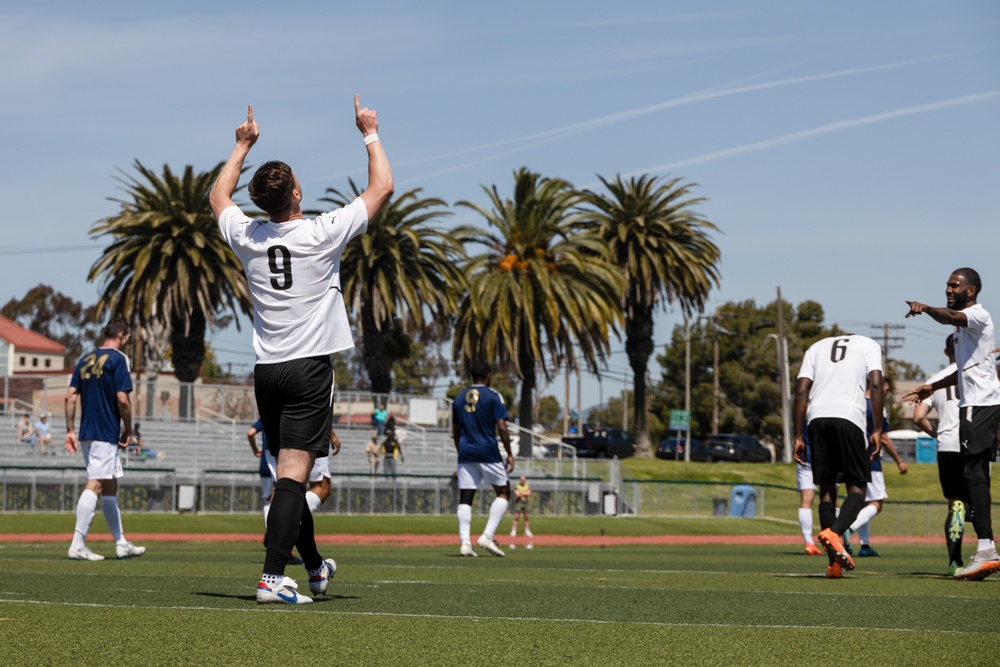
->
[[254, 355, 333, 458], [959, 404, 1000, 460], [937, 451, 968, 501], [808, 417, 872, 488]]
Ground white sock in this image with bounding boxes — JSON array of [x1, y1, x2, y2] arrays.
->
[[72, 490, 99, 550], [305, 491, 321, 513], [798, 508, 814, 543], [850, 504, 879, 536], [483, 497, 509, 540], [457, 504, 472, 543], [263, 502, 270, 527], [979, 538, 993, 552], [101, 495, 126, 545]]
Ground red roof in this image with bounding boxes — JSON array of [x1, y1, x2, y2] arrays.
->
[[0, 315, 67, 355]]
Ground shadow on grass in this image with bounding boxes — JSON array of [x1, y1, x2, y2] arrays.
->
[[195, 592, 361, 602]]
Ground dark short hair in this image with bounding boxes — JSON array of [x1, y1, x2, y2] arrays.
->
[[103, 317, 131, 341], [470, 360, 491, 382], [248, 161, 296, 216], [945, 333, 956, 352], [953, 267, 982, 295]]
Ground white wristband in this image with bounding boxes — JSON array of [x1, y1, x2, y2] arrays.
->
[[363, 133, 380, 146]]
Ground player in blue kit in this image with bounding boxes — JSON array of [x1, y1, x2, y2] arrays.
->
[[64, 317, 145, 561], [452, 360, 514, 557]]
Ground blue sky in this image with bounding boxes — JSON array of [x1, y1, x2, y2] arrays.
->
[[2, 1, 998, 412]]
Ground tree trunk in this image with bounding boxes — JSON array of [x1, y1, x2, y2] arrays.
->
[[625, 306, 654, 458], [361, 305, 393, 395], [170, 310, 206, 421], [517, 337, 535, 458]]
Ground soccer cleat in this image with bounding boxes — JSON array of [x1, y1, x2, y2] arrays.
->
[[805, 542, 823, 555], [68, 546, 105, 561], [842, 528, 854, 555], [825, 562, 843, 579], [115, 542, 146, 559], [256, 576, 313, 604], [510, 528, 517, 537], [525, 529, 533, 538], [460, 542, 478, 557], [858, 544, 880, 558], [308, 558, 337, 595], [948, 501, 966, 542], [948, 561, 963, 577], [817, 529, 855, 571], [953, 548, 1000, 581], [477, 535, 506, 557]]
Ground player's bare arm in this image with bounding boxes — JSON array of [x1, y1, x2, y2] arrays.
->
[[247, 427, 261, 456], [209, 104, 259, 218], [912, 402, 937, 438], [902, 369, 957, 403], [497, 418, 514, 473], [882, 436, 908, 474], [117, 391, 133, 449], [330, 429, 341, 457], [791, 377, 811, 465], [867, 370, 885, 460], [904, 301, 968, 327], [354, 94, 394, 220], [64, 386, 79, 454]]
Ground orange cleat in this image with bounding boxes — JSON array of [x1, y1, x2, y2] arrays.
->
[[805, 542, 823, 556], [817, 528, 855, 570], [826, 562, 843, 579]]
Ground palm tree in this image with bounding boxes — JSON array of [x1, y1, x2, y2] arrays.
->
[[579, 174, 721, 457], [88, 161, 252, 418], [454, 168, 623, 443], [320, 183, 466, 396]]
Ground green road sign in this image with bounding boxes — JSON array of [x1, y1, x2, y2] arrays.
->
[[669, 409, 690, 431]]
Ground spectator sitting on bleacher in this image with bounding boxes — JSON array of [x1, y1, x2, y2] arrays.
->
[[35, 412, 54, 454], [126, 422, 163, 461], [18, 413, 38, 448]]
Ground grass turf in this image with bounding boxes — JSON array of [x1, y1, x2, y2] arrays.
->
[[1, 534, 998, 666]]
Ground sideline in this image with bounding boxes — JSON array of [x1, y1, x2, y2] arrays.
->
[[0, 533, 944, 546]]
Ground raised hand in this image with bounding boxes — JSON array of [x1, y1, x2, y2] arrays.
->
[[904, 300, 925, 318], [355, 94, 379, 137], [236, 104, 259, 148]]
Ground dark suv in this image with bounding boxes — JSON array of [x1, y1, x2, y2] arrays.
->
[[705, 434, 772, 463], [560, 427, 635, 459]]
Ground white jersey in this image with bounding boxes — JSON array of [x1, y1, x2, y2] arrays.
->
[[953, 303, 1000, 407], [921, 363, 960, 453], [218, 198, 368, 364], [798, 334, 883, 433]]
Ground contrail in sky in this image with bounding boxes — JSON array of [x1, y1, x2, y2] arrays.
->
[[635, 91, 1000, 175]]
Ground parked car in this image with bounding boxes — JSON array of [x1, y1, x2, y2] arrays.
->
[[655, 437, 711, 462], [559, 427, 635, 459], [705, 433, 772, 463]]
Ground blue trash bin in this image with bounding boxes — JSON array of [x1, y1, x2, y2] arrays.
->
[[916, 437, 937, 464], [729, 485, 758, 518]]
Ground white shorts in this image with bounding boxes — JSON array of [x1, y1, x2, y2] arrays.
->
[[263, 450, 330, 484], [260, 476, 274, 500], [81, 441, 124, 480], [796, 462, 815, 491], [309, 456, 331, 483], [866, 470, 887, 502], [457, 461, 509, 490]]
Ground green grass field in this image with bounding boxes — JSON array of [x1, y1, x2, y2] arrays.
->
[[1, 515, 999, 666]]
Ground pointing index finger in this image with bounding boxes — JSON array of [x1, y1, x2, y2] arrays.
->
[[247, 104, 254, 124], [354, 94, 361, 113]]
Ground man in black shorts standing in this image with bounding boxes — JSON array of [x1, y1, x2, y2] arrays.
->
[[904, 268, 1000, 580], [793, 333, 884, 578], [211, 97, 393, 603]]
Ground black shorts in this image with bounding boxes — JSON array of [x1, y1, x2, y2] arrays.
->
[[808, 418, 871, 488], [937, 451, 968, 501], [254, 356, 333, 458], [959, 404, 1000, 459]]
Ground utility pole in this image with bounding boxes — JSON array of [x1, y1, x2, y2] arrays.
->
[[870, 323, 905, 376], [563, 363, 570, 437], [712, 312, 720, 436], [776, 287, 792, 464], [576, 367, 582, 434], [622, 367, 629, 431], [684, 316, 692, 462]]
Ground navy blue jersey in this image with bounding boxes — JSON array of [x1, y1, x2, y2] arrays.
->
[[70, 347, 132, 443], [453, 384, 508, 463], [865, 398, 890, 473]]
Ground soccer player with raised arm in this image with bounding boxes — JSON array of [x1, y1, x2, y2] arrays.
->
[[210, 97, 392, 604], [64, 317, 145, 561], [903, 267, 1000, 580], [793, 333, 884, 578], [452, 360, 514, 557]]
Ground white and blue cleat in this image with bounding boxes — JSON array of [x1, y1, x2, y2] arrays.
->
[[257, 576, 313, 605], [308, 558, 337, 595]]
